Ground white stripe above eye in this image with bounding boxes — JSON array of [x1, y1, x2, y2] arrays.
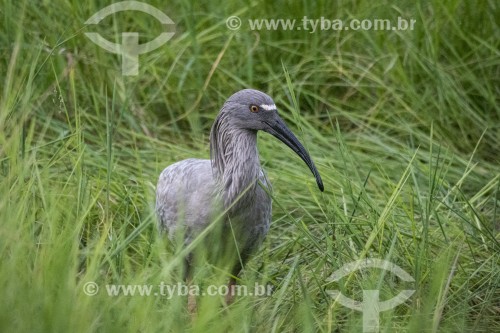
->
[[260, 104, 277, 111]]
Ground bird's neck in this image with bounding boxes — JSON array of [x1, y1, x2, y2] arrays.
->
[[210, 114, 261, 208]]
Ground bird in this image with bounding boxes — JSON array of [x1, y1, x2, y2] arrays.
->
[[156, 89, 324, 307]]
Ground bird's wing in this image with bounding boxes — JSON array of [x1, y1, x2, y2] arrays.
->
[[156, 158, 220, 239]]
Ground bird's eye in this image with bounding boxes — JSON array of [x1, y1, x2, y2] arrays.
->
[[250, 105, 259, 113]]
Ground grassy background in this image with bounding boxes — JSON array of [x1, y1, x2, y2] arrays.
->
[[1, 0, 498, 332]]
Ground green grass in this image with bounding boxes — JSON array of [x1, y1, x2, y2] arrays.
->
[[1, 0, 499, 332]]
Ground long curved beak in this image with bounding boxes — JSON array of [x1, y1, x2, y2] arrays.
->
[[263, 117, 324, 192]]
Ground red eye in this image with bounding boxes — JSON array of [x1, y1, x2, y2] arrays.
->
[[250, 105, 259, 113]]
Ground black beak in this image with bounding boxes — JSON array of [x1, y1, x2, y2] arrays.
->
[[263, 117, 324, 192]]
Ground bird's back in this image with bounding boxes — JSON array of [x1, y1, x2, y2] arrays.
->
[[156, 158, 220, 239], [156, 158, 272, 253]]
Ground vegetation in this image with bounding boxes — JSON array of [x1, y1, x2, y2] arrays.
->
[[1, 0, 498, 332]]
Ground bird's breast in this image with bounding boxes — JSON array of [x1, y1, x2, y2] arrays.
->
[[225, 177, 272, 249]]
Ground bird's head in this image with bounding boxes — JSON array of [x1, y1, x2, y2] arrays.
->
[[219, 89, 324, 192]]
